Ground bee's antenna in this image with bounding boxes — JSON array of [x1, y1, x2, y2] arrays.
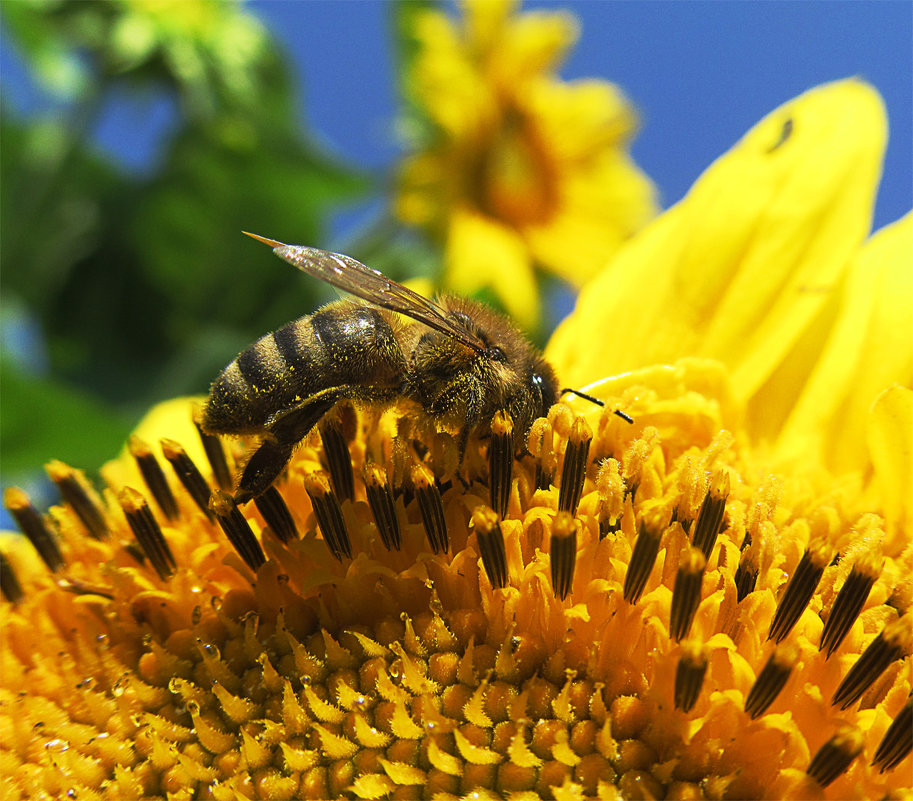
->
[[560, 388, 633, 424]]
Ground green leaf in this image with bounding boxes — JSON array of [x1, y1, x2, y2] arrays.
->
[[390, 0, 439, 143], [0, 357, 132, 479]]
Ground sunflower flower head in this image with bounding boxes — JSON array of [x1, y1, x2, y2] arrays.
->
[[2, 80, 910, 800], [395, 0, 656, 330]]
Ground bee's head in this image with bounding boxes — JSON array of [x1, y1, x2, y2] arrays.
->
[[442, 298, 560, 434]]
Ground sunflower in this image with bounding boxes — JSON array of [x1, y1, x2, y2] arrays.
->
[[1, 80, 910, 800], [394, 0, 656, 331]]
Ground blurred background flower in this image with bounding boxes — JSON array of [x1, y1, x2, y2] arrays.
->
[[1, 0, 910, 520]]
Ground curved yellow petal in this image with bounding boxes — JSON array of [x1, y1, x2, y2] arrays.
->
[[101, 396, 207, 491], [769, 214, 913, 470], [867, 386, 913, 539], [548, 80, 887, 401]]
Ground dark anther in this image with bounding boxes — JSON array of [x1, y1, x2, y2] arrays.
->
[[819, 553, 880, 659], [598, 516, 621, 540], [558, 416, 592, 515], [193, 406, 233, 492], [209, 490, 266, 572], [254, 486, 298, 544], [734, 550, 759, 602], [806, 724, 864, 788], [624, 522, 663, 605], [549, 512, 577, 601], [305, 472, 352, 561], [365, 464, 401, 551], [768, 542, 830, 644], [0, 551, 24, 604], [488, 411, 513, 519], [119, 488, 176, 580], [872, 695, 912, 773], [472, 506, 508, 589], [670, 547, 706, 642], [528, 418, 555, 491], [46, 460, 109, 540], [674, 641, 708, 713], [535, 464, 552, 492], [831, 615, 911, 710], [744, 643, 798, 719], [691, 471, 729, 560], [129, 436, 179, 520], [319, 414, 354, 503], [411, 464, 448, 555], [4, 487, 64, 572], [162, 439, 215, 521]]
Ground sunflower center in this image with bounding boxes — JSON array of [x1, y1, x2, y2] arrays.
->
[[476, 108, 556, 227]]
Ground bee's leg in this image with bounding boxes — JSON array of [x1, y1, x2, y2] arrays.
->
[[234, 393, 342, 503]]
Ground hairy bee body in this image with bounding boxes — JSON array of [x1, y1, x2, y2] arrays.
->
[[204, 301, 407, 434], [203, 236, 559, 502]]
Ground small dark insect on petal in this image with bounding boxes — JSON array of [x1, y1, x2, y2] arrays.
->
[[674, 641, 708, 713], [831, 614, 912, 710], [768, 542, 830, 644], [119, 487, 176, 580], [193, 406, 234, 492], [766, 116, 794, 153], [364, 464, 401, 551], [305, 473, 352, 561], [744, 643, 798, 719], [806, 724, 864, 788], [670, 547, 706, 642], [623, 522, 663, 605], [872, 695, 913, 773], [412, 464, 448, 555], [4, 487, 64, 572], [129, 436, 179, 521], [0, 551, 24, 604], [162, 438, 215, 521], [819, 552, 881, 659], [488, 411, 513, 520], [254, 486, 298, 544], [209, 490, 266, 572], [558, 417, 592, 516], [319, 414, 355, 503], [549, 512, 577, 601], [472, 506, 508, 590], [46, 460, 109, 540]]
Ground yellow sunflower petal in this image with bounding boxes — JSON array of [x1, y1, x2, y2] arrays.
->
[[867, 385, 913, 539], [101, 396, 207, 491], [768, 213, 913, 470], [548, 79, 887, 400], [445, 206, 538, 330]]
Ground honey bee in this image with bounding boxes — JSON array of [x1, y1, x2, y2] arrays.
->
[[202, 233, 560, 503]]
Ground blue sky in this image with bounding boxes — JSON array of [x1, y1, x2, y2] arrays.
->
[[3, 1, 911, 233]]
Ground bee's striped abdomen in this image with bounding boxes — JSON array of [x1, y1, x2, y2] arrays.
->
[[202, 301, 406, 435]]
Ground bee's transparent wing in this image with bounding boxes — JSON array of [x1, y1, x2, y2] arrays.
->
[[245, 233, 486, 353]]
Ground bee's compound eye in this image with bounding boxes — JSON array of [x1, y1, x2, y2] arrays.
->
[[487, 346, 506, 362]]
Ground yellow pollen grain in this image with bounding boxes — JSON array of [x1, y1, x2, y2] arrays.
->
[[303, 685, 345, 724], [352, 712, 392, 749], [311, 721, 359, 760], [453, 728, 502, 765]]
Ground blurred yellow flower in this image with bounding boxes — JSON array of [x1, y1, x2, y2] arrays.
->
[[395, 0, 656, 330], [2, 80, 910, 800]]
